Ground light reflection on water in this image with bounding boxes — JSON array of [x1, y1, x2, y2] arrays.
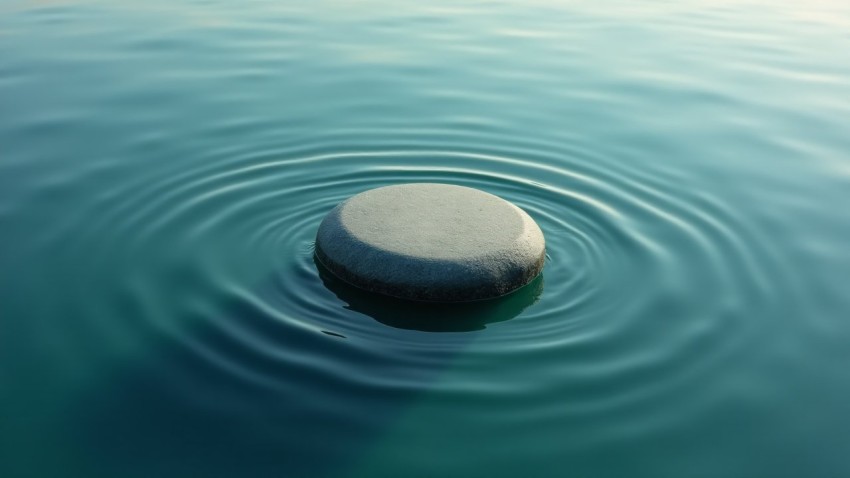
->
[[1, 1, 850, 477]]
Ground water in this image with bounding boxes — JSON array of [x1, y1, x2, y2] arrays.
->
[[2, 1, 850, 476]]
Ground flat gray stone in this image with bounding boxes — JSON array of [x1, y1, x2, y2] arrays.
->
[[315, 183, 545, 302]]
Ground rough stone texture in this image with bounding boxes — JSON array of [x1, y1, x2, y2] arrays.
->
[[315, 183, 546, 302]]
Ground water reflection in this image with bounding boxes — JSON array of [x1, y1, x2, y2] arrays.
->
[[315, 255, 544, 332]]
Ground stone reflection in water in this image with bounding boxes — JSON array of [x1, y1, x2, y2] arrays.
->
[[314, 255, 544, 333]]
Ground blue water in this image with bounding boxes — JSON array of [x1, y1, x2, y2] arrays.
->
[[2, 1, 850, 477]]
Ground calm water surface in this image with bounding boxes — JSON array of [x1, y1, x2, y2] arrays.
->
[[2, 1, 850, 477]]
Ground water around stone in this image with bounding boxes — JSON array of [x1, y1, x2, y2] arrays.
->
[[2, 1, 850, 477]]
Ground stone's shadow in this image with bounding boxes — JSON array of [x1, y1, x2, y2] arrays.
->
[[315, 255, 544, 332]]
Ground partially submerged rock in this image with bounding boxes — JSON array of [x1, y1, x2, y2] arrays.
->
[[315, 183, 545, 302]]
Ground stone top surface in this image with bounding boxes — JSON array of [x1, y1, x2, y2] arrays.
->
[[315, 183, 545, 302]]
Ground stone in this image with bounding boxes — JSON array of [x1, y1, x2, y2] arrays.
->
[[314, 183, 545, 302]]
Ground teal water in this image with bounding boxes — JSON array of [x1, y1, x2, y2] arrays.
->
[[2, 1, 850, 476]]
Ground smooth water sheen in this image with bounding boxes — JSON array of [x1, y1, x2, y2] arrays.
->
[[2, 1, 850, 477]]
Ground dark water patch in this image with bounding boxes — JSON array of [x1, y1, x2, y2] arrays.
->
[[72, 268, 503, 478]]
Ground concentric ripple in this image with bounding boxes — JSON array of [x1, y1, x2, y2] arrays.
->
[[0, 131, 816, 478], [0, 136, 810, 477], [43, 138, 784, 415]]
